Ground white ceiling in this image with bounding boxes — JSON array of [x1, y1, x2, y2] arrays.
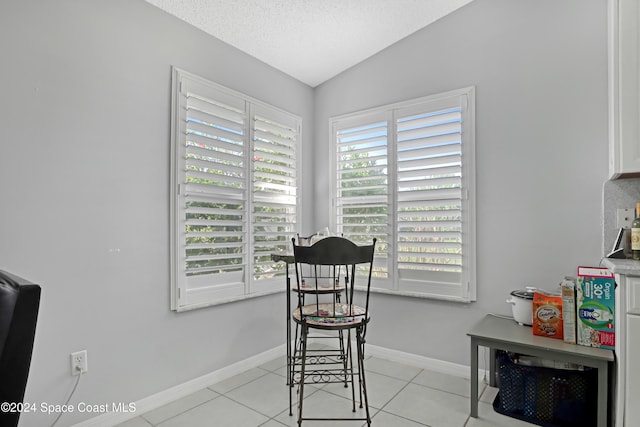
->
[[145, 0, 474, 87]]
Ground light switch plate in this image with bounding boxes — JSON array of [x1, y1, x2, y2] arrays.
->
[[617, 208, 635, 229]]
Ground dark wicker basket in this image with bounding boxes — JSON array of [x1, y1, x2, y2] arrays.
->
[[493, 352, 597, 427]]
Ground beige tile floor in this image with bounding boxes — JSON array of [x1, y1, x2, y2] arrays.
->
[[115, 349, 535, 427]]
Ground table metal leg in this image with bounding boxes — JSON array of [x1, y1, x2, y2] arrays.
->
[[596, 360, 607, 427], [489, 348, 497, 387], [470, 338, 479, 418], [286, 275, 291, 383]]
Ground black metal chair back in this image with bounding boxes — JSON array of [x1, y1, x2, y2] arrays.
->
[[292, 236, 376, 330]]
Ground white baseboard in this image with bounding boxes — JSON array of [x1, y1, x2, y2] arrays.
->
[[71, 344, 286, 427], [73, 341, 483, 426], [365, 343, 470, 378]]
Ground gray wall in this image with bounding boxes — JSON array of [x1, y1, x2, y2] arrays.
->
[[314, 0, 608, 364], [0, 1, 314, 425]]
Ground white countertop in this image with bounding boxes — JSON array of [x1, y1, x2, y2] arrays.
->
[[602, 257, 640, 275]]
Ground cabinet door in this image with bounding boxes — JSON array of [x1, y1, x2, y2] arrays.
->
[[626, 315, 640, 425], [628, 275, 640, 314], [609, 0, 640, 177]]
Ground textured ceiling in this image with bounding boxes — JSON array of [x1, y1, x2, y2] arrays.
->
[[145, 0, 474, 87]]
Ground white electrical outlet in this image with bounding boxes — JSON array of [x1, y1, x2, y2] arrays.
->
[[70, 350, 88, 375], [617, 208, 635, 229]]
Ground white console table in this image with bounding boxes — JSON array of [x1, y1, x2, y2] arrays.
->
[[468, 314, 614, 427]]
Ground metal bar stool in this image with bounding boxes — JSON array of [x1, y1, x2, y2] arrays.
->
[[287, 234, 348, 416], [291, 236, 376, 426]]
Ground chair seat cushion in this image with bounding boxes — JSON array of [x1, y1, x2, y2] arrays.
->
[[293, 303, 368, 328]]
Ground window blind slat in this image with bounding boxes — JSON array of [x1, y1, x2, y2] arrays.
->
[[399, 232, 460, 241], [396, 133, 461, 151], [397, 144, 461, 161], [254, 129, 296, 147], [397, 208, 461, 218], [254, 113, 297, 136], [398, 165, 461, 179], [397, 175, 461, 190], [254, 180, 296, 194], [186, 96, 244, 124], [397, 122, 461, 142], [186, 133, 244, 153], [184, 182, 246, 196], [396, 111, 462, 131], [253, 150, 296, 169], [186, 107, 244, 132], [397, 219, 461, 229], [397, 187, 461, 202], [337, 124, 387, 140], [254, 171, 296, 186], [186, 149, 244, 169], [398, 156, 460, 172]]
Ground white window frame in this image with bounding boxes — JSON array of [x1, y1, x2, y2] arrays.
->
[[330, 87, 476, 303], [170, 68, 301, 311]]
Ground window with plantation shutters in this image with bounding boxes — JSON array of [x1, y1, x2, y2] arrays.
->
[[170, 68, 300, 311], [331, 87, 476, 302]]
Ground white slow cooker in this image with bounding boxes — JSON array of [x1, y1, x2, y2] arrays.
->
[[506, 287, 536, 326]]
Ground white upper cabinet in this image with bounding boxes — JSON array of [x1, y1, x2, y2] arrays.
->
[[610, 0, 640, 178]]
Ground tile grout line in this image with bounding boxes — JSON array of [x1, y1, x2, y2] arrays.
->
[[372, 389, 434, 426], [145, 368, 275, 426], [127, 356, 478, 427], [143, 394, 222, 427]]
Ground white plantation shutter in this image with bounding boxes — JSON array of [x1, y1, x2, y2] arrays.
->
[[331, 87, 475, 302], [395, 99, 464, 297], [334, 114, 390, 288], [171, 68, 301, 311], [252, 107, 298, 288]]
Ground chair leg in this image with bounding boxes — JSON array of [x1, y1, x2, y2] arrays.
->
[[289, 321, 301, 416], [346, 329, 356, 412], [288, 356, 293, 416], [338, 329, 349, 388], [352, 328, 363, 409], [356, 327, 371, 426], [297, 323, 308, 427]]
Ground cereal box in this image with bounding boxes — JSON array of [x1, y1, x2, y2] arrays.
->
[[532, 290, 564, 340], [576, 267, 615, 350]]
